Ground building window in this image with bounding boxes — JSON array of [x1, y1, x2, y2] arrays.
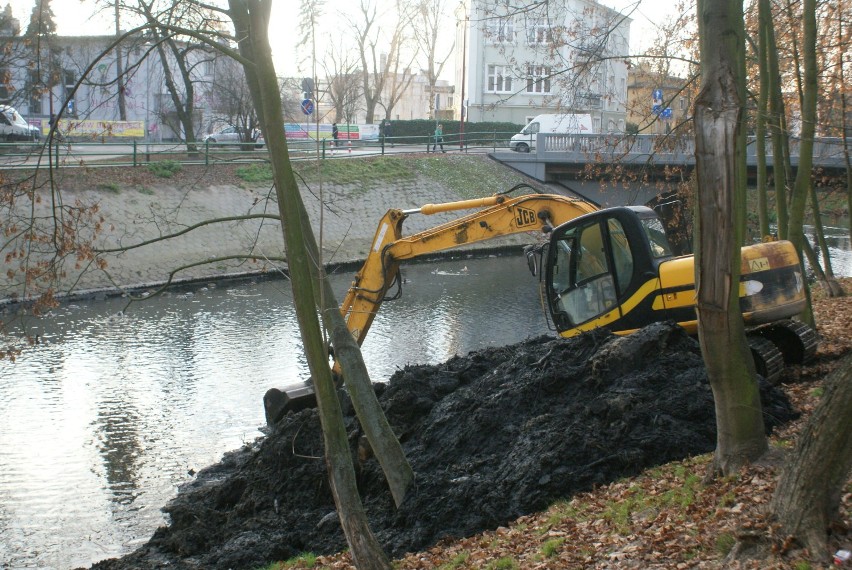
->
[[28, 72, 42, 115], [526, 18, 550, 44], [525, 66, 551, 93], [0, 68, 9, 102], [679, 96, 687, 110], [64, 70, 76, 116], [487, 65, 513, 93], [487, 16, 515, 43]]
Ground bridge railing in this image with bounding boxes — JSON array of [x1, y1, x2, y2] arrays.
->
[[536, 133, 848, 168]]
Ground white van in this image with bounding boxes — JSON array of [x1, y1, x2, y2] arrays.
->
[[509, 113, 593, 152], [0, 105, 41, 142]]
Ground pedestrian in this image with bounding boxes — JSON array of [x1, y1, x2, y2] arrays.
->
[[332, 122, 339, 147], [432, 123, 445, 153], [48, 113, 64, 142], [384, 119, 393, 147]]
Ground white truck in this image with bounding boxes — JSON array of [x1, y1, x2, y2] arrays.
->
[[0, 105, 41, 142], [509, 113, 593, 153]]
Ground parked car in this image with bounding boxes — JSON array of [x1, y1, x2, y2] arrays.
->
[[0, 105, 41, 142], [202, 125, 263, 148]]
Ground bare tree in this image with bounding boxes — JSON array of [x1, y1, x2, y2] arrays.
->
[[693, 0, 768, 476], [412, 0, 455, 120], [353, 0, 417, 123], [321, 45, 363, 123], [207, 57, 261, 148], [131, 0, 228, 150], [229, 2, 397, 566]]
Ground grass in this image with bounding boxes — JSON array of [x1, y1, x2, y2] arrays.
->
[[437, 551, 470, 569], [236, 163, 275, 184], [296, 156, 416, 185], [539, 537, 565, 558], [97, 181, 121, 193], [715, 532, 736, 556], [147, 159, 182, 178], [484, 557, 518, 570], [257, 552, 317, 569]]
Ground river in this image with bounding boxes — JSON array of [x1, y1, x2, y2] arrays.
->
[[0, 255, 553, 569], [1, 224, 850, 569]]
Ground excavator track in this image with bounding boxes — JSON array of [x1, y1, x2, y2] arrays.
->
[[747, 334, 785, 384], [753, 319, 819, 365]]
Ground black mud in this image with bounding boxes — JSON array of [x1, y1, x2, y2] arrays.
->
[[89, 323, 796, 570]]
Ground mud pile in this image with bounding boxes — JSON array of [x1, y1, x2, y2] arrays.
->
[[90, 323, 796, 570]]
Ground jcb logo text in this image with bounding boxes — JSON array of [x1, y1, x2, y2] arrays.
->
[[515, 207, 537, 227]]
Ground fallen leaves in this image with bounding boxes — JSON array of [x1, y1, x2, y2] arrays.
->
[[311, 280, 852, 570]]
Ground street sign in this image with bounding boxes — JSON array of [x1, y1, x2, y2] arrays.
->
[[652, 88, 663, 107], [301, 99, 314, 115], [661, 107, 672, 119]]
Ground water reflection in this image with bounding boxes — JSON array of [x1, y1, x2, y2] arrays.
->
[[0, 255, 549, 569]]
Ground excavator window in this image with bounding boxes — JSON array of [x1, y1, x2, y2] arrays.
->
[[641, 217, 674, 258], [607, 218, 634, 295], [550, 221, 619, 325]]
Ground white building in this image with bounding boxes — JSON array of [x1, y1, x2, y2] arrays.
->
[[0, 27, 225, 140], [455, 0, 631, 132]]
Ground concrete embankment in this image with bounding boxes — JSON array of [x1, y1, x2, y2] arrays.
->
[[1, 157, 549, 303]]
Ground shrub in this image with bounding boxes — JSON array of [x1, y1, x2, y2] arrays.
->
[[147, 160, 182, 178]]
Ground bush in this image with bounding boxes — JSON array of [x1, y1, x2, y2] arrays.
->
[[380, 119, 524, 146], [147, 160, 182, 178]]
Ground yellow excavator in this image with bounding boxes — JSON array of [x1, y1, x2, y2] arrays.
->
[[263, 186, 816, 424]]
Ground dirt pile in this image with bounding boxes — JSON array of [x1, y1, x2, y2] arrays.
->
[[89, 323, 796, 570]]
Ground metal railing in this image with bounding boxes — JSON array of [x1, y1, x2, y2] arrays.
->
[[0, 130, 521, 169], [2, 132, 846, 170]]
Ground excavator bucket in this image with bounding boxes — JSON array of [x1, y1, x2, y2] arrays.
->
[[264, 385, 316, 426]]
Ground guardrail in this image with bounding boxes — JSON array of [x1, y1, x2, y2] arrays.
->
[[534, 133, 849, 169], [0, 130, 520, 169], [4, 132, 844, 171]]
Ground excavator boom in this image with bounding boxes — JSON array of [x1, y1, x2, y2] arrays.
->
[[339, 191, 598, 347]]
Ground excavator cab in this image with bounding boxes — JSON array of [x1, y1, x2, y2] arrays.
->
[[543, 207, 675, 337]]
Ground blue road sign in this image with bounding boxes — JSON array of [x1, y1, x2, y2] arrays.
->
[[661, 107, 672, 119], [301, 99, 314, 115]]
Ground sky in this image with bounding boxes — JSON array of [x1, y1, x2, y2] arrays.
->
[[4, 0, 663, 79]]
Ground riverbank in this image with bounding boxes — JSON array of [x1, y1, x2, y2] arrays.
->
[[84, 282, 852, 570], [0, 155, 549, 305]]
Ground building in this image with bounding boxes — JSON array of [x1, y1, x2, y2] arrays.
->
[[0, 12, 228, 141], [455, 0, 631, 132], [626, 62, 693, 135]]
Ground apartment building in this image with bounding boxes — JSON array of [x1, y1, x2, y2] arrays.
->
[[456, 0, 631, 132]]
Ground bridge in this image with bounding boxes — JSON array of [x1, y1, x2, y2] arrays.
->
[[492, 133, 849, 208]]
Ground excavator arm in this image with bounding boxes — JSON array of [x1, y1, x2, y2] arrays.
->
[[337, 190, 599, 349]]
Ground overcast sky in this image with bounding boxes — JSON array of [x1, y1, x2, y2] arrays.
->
[[5, 0, 662, 79]]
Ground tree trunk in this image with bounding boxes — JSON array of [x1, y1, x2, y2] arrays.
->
[[229, 2, 391, 568], [114, 1, 127, 121], [785, 0, 818, 327], [764, 5, 789, 238], [771, 353, 852, 557], [694, 0, 767, 476], [755, 0, 771, 240], [807, 186, 845, 297]]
